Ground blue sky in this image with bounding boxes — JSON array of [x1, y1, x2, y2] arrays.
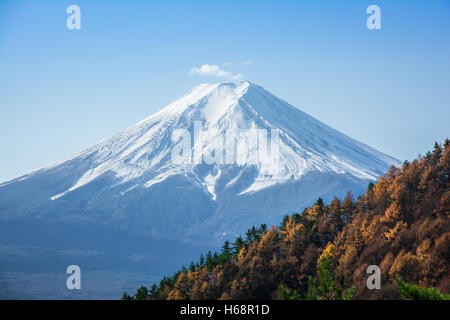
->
[[0, 0, 449, 182]]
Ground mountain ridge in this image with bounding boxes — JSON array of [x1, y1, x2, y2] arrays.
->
[[0, 81, 402, 299], [1, 81, 399, 199], [0, 81, 400, 243]]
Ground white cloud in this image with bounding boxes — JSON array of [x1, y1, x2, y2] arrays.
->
[[241, 60, 253, 65], [189, 64, 242, 80]]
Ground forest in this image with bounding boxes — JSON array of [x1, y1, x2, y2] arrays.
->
[[124, 140, 450, 300]]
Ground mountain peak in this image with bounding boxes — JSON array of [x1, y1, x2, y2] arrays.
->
[[38, 81, 399, 202], [0, 81, 400, 246]]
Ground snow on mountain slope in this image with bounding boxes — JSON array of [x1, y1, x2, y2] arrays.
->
[[0, 81, 400, 243], [5, 81, 397, 204]]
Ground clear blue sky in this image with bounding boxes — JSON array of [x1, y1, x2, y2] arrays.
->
[[1, 0, 449, 182]]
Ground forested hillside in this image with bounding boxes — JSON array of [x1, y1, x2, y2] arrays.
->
[[125, 140, 449, 300]]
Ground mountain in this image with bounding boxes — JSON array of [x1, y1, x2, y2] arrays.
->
[[137, 140, 450, 300], [0, 81, 400, 298]]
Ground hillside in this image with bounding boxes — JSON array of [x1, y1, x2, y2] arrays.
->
[[130, 140, 449, 300]]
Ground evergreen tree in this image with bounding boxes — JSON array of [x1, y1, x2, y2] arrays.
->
[[246, 226, 259, 243], [205, 251, 213, 270], [232, 236, 244, 254], [329, 197, 343, 236], [444, 138, 449, 148], [149, 284, 158, 298], [342, 191, 356, 223], [277, 284, 300, 300], [222, 240, 232, 255], [259, 223, 267, 235], [292, 213, 301, 223], [315, 197, 325, 215], [135, 285, 149, 300], [121, 291, 133, 300], [396, 278, 450, 300], [280, 214, 290, 231], [219, 240, 232, 263], [306, 257, 354, 300]]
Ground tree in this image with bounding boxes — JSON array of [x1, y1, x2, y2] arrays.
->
[[277, 284, 300, 300], [135, 285, 149, 300], [199, 253, 205, 267], [218, 240, 232, 264], [149, 284, 159, 298], [222, 240, 232, 255], [342, 191, 356, 223], [329, 197, 343, 237], [314, 197, 325, 215], [444, 138, 449, 149], [233, 236, 244, 255], [396, 278, 450, 300], [168, 272, 190, 300], [121, 291, 133, 300], [280, 215, 289, 231], [306, 256, 354, 300], [259, 224, 268, 234], [245, 226, 261, 243], [205, 251, 213, 270]]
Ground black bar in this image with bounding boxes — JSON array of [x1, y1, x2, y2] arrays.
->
[[0, 300, 446, 318]]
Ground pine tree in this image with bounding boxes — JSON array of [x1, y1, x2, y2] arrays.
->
[[205, 251, 213, 270], [233, 236, 244, 254], [149, 284, 158, 298], [219, 240, 232, 263], [135, 285, 149, 300], [280, 215, 290, 231], [250, 226, 259, 242], [396, 278, 450, 300], [306, 257, 354, 300], [342, 191, 356, 223], [259, 223, 267, 235], [444, 138, 449, 149], [329, 197, 343, 237], [277, 284, 300, 300], [315, 197, 325, 215], [121, 291, 133, 300]]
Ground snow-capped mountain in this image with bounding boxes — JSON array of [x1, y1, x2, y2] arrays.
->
[[0, 81, 399, 243], [0, 81, 400, 298]]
